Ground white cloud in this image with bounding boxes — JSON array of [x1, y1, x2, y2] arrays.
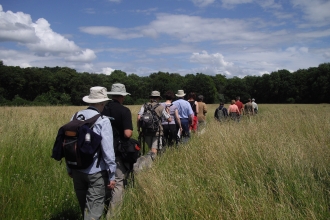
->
[[0, 5, 97, 69], [192, 0, 216, 7], [65, 49, 96, 62], [27, 18, 80, 54], [102, 67, 115, 75], [80, 26, 143, 39], [190, 50, 233, 67], [291, 0, 330, 24], [0, 5, 39, 43]]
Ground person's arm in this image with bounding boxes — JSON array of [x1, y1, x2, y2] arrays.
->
[[137, 106, 144, 133], [162, 107, 171, 122], [175, 109, 182, 131], [123, 108, 133, 138], [100, 118, 116, 183], [195, 101, 199, 114]]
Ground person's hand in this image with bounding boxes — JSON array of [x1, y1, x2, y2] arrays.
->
[[107, 180, 116, 190]]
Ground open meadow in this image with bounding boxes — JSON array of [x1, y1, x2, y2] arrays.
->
[[0, 104, 330, 220]]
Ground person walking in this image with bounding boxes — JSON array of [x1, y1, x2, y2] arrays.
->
[[187, 92, 199, 133], [161, 90, 182, 147], [196, 95, 207, 133], [172, 90, 194, 143], [137, 91, 171, 158], [214, 102, 228, 122], [235, 96, 244, 115], [244, 98, 254, 116], [101, 83, 133, 218], [228, 99, 241, 122], [67, 86, 116, 220]]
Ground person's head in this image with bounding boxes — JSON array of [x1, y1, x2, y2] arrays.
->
[[248, 98, 251, 102], [164, 90, 175, 101], [197, 95, 204, 102], [231, 100, 236, 104], [149, 91, 162, 101], [107, 83, 130, 104], [188, 92, 196, 100], [82, 86, 110, 112], [220, 102, 224, 106], [236, 96, 240, 101], [252, 98, 255, 102], [175, 90, 186, 99]]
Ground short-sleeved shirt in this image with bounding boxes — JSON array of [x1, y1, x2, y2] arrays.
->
[[102, 100, 133, 140], [173, 98, 194, 119], [235, 101, 243, 111], [160, 103, 178, 125], [244, 102, 254, 113]]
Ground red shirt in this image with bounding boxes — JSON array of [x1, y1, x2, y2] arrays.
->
[[235, 101, 243, 110]]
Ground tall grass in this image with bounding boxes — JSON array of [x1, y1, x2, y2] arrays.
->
[[0, 104, 329, 219]]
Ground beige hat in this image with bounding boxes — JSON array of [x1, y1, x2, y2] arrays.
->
[[82, 86, 110, 103], [175, 90, 186, 97], [149, 91, 162, 98], [107, 83, 131, 96]]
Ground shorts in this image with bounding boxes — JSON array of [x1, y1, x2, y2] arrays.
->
[[144, 135, 163, 150]]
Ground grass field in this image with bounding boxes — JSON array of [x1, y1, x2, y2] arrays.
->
[[0, 104, 330, 220]]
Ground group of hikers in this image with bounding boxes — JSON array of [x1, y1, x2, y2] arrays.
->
[[54, 83, 258, 220], [214, 96, 259, 122]]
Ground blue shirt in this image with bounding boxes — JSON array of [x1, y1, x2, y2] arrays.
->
[[67, 107, 116, 181], [173, 98, 194, 119]]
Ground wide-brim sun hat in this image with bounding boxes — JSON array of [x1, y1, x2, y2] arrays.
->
[[175, 90, 186, 97], [149, 91, 162, 98], [107, 83, 131, 96], [82, 86, 110, 103]]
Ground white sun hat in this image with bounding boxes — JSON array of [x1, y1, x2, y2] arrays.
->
[[107, 83, 131, 96], [82, 86, 110, 103]]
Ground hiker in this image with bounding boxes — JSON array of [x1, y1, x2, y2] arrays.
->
[[161, 90, 182, 147], [244, 98, 254, 116], [235, 96, 244, 115], [196, 95, 207, 133], [67, 86, 116, 220], [172, 90, 194, 143], [187, 92, 199, 133], [137, 91, 171, 158], [214, 102, 228, 122], [228, 99, 241, 122], [252, 98, 258, 114], [101, 83, 133, 218]]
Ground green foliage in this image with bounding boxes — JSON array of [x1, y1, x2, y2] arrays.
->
[[0, 62, 329, 105]]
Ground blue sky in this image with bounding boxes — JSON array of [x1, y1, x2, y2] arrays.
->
[[0, 0, 329, 77]]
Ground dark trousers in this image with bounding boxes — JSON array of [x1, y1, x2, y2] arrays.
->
[[162, 124, 178, 146]]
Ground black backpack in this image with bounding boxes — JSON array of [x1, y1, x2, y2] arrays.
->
[[139, 103, 161, 134], [51, 112, 102, 169], [112, 126, 141, 169]]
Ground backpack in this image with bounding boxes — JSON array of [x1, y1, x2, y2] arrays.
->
[[112, 127, 141, 169], [216, 107, 226, 121], [51, 112, 103, 169], [139, 103, 161, 134]]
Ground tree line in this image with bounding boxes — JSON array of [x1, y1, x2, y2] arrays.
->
[[0, 60, 329, 106]]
